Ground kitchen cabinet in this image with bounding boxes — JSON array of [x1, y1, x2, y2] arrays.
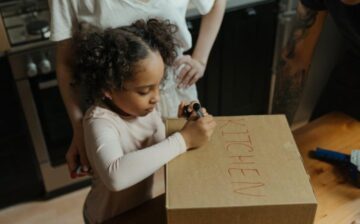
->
[[188, 0, 278, 116], [0, 56, 43, 209]]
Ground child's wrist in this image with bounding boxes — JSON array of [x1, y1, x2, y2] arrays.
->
[[179, 130, 191, 149]]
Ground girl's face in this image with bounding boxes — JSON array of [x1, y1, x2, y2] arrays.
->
[[106, 50, 165, 117]]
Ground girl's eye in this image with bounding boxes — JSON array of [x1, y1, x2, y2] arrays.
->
[[138, 90, 150, 96], [136, 85, 159, 96]]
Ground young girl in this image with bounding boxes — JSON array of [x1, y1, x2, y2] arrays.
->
[[74, 19, 216, 224]]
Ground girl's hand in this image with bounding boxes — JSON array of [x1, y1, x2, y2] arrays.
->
[[177, 101, 187, 118], [180, 110, 216, 150], [175, 55, 206, 89]]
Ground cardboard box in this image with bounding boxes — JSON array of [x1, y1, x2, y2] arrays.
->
[[165, 115, 317, 224]]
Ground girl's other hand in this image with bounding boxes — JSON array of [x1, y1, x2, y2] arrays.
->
[[177, 101, 187, 118], [180, 110, 216, 150], [175, 55, 206, 89]]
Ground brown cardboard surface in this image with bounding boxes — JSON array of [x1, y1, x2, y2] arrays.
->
[[166, 115, 317, 224]]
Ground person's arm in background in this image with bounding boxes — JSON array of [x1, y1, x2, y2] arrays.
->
[[56, 39, 90, 177], [271, 1, 327, 123], [176, 0, 226, 88]]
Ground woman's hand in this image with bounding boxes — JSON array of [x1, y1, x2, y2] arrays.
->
[[66, 125, 91, 178], [175, 55, 206, 88]]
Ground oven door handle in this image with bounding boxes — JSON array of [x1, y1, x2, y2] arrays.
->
[[38, 79, 58, 90]]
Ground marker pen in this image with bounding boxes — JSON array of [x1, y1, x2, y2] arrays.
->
[[183, 102, 203, 119], [192, 103, 204, 118]]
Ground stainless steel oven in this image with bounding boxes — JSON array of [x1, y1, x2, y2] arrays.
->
[[2, 0, 89, 193], [8, 44, 89, 193]]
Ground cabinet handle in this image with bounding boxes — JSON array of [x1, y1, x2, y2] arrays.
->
[[246, 8, 257, 16], [38, 79, 58, 90]]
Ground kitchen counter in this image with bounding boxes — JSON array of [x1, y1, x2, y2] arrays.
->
[[186, 0, 272, 18]]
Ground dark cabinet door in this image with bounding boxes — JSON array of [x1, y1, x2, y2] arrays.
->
[[188, 1, 278, 116], [186, 18, 223, 116], [0, 57, 43, 209]]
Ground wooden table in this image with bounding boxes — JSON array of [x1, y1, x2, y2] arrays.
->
[[293, 112, 360, 224]]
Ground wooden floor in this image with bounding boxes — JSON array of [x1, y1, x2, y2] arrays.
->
[[0, 168, 165, 224], [0, 187, 90, 224]]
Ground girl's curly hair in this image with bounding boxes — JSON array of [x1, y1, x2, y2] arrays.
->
[[72, 19, 179, 103]]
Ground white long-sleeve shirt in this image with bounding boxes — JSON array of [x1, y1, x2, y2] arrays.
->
[[83, 105, 186, 223]]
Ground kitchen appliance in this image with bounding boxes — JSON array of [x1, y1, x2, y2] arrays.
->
[[1, 0, 50, 46], [1, 0, 89, 194]]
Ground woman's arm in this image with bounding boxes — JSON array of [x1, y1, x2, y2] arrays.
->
[[56, 39, 90, 176], [176, 0, 226, 88], [192, 0, 226, 68]]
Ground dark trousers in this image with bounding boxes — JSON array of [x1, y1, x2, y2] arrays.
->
[[312, 51, 360, 120]]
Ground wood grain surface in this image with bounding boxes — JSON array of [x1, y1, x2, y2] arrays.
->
[[293, 112, 360, 224]]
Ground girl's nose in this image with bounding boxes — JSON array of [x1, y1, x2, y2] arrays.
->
[[150, 95, 159, 104], [150, 90, 160, 104]]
